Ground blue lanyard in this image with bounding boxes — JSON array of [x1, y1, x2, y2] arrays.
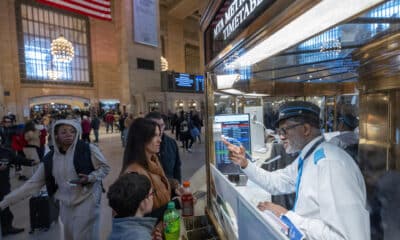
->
[[292, 138, 324, 211]]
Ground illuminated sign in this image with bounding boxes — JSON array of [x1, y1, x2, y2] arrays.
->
[[161, 72, 204, 93], [175, 73, 194, 88], [196, 75, 204, 92], [213, 0, 267, 40]]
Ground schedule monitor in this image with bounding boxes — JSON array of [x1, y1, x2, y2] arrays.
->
[[214, 114, 251, 174]]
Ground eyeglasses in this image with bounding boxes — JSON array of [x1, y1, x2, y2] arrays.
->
[[146, 189, 156, 198], [276, 123, 303, 136]]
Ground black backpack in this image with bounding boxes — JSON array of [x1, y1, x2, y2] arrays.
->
[[43, 140, 96, 197]]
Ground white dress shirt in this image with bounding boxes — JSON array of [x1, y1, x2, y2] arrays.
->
[[243, 136, 370, 240]]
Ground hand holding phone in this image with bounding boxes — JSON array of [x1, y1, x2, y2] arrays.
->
[[68, 174, 90, 186], [68, 178, 82, 186]]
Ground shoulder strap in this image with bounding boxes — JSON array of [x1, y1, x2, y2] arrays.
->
[[43, 150, 58, 196], [73, 140, 94, 175]]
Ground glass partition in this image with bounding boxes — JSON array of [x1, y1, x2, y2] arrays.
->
[[204, 1, 400, 239]]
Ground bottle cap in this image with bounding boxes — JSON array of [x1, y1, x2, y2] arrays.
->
[[183, 181, 190, 187], [167, 201, 175, 209]]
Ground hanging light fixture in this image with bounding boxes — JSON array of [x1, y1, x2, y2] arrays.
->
[[51, 35, 74, 63]]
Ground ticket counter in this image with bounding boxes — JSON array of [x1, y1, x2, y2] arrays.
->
[[201, 0, 400, 239]]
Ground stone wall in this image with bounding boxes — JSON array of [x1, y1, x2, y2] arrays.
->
[[0, 0, 204, 121], [0, 0, 123, 121]]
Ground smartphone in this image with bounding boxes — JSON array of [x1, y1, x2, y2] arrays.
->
[[68, 178, 81, 186]]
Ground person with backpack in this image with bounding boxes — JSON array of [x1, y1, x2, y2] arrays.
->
[[179, 112, 194, 152], [0, 119, 110, 240]]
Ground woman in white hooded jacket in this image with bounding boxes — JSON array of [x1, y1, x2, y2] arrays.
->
[[0, 119, 110, 240]]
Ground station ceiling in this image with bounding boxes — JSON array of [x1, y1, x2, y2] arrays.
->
[[214, 0, 400, 85], [160, 0, 209, 19]]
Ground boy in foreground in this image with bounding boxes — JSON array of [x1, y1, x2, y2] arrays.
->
[[107, 172, 160, 240]]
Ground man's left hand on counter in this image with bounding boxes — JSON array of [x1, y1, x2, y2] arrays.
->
[[257, 201, 288, 217]]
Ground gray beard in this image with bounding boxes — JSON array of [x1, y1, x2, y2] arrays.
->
[[285, 136, 305, 154]]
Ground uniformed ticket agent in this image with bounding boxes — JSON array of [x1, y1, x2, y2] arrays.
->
[[223, 101, 370, 240]]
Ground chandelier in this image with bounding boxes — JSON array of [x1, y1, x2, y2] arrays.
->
[[161, 56, 168, 71], [51, 35, 74, 63]]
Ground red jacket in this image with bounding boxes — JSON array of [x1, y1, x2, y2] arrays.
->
[[105, 113, 114, 123], [81, 119, 91, 134]]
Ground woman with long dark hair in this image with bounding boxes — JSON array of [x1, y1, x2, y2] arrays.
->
[[120, 118, 173, 220]]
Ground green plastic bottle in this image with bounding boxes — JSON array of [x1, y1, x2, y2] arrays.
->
[[163, 201, 181, 240]]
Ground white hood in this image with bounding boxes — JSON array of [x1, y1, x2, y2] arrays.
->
[[51, 119, 82, 154]]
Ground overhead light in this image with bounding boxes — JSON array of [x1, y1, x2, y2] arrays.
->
[[216, 74, 240, 89], [51, 35, 74, 63], [243, 93, 270, 97], [233, 0, 384, 66], [220, 95, 231, 99], [220, 88, 245, 95]]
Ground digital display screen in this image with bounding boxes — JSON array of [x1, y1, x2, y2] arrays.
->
[[195, 75, 204, 92], [214, 114, 251, 174], [175, 73, 195, 90]]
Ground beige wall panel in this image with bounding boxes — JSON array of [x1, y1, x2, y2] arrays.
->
[[90, 17, 121, 101], [0, 0, 20, 118], [166, 17, 185, 72]]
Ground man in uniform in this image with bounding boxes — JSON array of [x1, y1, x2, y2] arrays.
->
[[223, 101, 369, 240], [329, 113, 359, 162]]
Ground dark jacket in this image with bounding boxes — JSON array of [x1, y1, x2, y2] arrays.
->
[[1, 146, 34, 197], [0, 126, 18, 148], [159, 134, 181, 183], [91, 117, 101, 130], [108, 216, 157, 240]]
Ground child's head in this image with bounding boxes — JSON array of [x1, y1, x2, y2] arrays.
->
[[107, 173, 154, 217]]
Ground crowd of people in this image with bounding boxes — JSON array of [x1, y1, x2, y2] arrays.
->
[[0, 108, 191, 239], [0, 101, 375, 240], [169, 110, 203, 153]]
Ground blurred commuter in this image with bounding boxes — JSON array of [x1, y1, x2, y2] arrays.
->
[[81, 115, 91, 143], [91, 115, 101, 143]]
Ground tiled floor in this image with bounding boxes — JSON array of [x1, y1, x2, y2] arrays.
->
[[3, 129, 206, 240]]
